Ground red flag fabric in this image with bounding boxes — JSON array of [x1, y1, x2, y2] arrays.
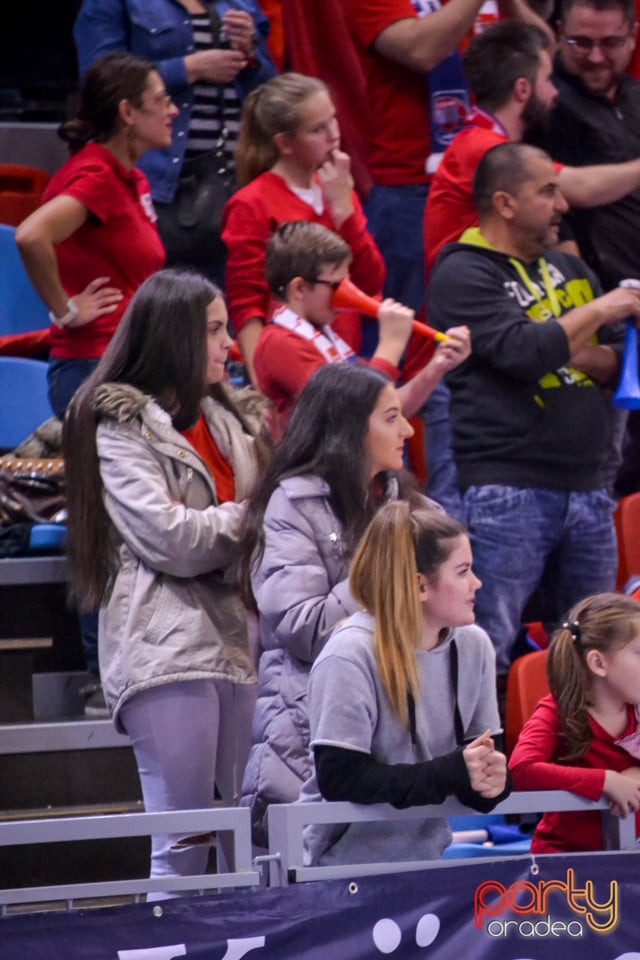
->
[[282, 0, 373, 198]]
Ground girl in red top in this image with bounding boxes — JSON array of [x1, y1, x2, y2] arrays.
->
[[510, 592, 640, 852], [221, 71, 386, 383]]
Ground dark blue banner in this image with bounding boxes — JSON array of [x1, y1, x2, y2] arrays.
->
[[0, 853, 637, 959]]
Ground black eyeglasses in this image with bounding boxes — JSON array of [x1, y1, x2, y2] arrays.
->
[[564, 33, 632, 53], [306, 278, 342, 292]]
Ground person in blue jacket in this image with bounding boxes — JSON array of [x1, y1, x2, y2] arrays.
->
[[74, 0, 276, 283]]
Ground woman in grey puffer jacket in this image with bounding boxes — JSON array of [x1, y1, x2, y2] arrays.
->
[[63, 269, 269, 892], [237, 362, 426, 846]]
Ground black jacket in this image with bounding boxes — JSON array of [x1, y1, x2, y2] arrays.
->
[[530, 56, 640, 290], [429, 231, 623, 490]]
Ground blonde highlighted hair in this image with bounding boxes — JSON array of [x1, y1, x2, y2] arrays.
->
[[235, 72, 328, 185], [548, 592, 640, 762], [349, 501, 467, 726]]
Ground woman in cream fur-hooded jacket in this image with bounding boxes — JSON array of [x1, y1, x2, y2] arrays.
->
[[63, 269, 267, 893], [94, 383, 259, 728]]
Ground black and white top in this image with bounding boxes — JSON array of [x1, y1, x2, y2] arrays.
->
[[185, 11, 242, 162]]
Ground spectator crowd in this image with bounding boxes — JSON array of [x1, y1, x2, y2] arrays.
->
[[8, 0, 640, 889]]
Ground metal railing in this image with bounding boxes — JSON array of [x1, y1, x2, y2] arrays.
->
[[0, 806, 260, 911], [266, 792, 639, 885], [0, 790, 637, 910], [0, 554, 67, 586], [0, 718, 129, 753]]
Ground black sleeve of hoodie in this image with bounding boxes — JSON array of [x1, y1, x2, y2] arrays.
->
[[314, 745, 512, 812]]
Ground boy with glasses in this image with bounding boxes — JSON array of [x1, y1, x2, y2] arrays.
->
[[255, 220, 470, 433]]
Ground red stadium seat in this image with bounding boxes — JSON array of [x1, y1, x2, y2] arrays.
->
[[505, 648, 549, 755], [614, 492, 640, 590], [0, 163, 50, 226]]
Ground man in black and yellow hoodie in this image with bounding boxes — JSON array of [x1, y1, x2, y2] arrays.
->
[[429, 140, 640, 683]]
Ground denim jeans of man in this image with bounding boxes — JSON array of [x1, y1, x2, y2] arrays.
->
[[423, 381, 463, 519], [365, 182, 461, 511], [463, 485, 618, 676], [365, 183, 429, 314]]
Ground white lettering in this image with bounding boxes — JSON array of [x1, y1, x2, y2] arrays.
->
[[221, 938, 266, 960], [484, 915, 585, 939], [118, 947, 186, 960]]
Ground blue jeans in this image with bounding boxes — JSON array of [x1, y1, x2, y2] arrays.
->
[[365, 183, 429, 314], [48, 356, 100, 420], [365, 182, 463, 512], [423, 382, 463, 520], [463, 485, 618, 675]]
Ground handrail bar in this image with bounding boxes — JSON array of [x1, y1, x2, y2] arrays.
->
[[0, 719, 129, 753], [0, 806, 260, 909], [267, 791, 639, 885]]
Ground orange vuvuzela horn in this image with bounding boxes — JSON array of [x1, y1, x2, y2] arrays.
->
[[331, 278, 450, 342]]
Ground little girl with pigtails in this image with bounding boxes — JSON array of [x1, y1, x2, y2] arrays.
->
[[510, 592, 640, 852]]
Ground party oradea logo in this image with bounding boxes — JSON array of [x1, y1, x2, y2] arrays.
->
[[474, 867, 618, 940]]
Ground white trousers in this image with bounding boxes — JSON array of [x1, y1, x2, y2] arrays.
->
[[120, 678, 257, 894]]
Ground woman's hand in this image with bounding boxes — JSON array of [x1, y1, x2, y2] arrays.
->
[[221, 9, 257, 58], [604, 769, 640, 817], [318, 150, 355, 227], [463, 731, 508, 799], [185, 48, 248, 84], [66, 277, 123, 328]]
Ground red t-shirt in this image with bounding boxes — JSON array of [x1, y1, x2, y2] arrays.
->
[[45, 143, 165, 359], [254, 317, 399, 435], [222, 170, 385, 353], [425, 121, 509, 275], [345, 0, 501, 186], [182, 413, 236, 504], [425, 110, 565, 275], [346, 0, 432, 185], [629, 0, 640, 80], [509, 694, 640, 853]]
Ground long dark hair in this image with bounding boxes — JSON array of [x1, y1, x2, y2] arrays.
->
[[238, 363, 401, 603], [64, 269, 264, 609], [60, 52, 155, 154]]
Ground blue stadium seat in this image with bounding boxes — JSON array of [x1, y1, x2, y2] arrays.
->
[[442, 813, 531, 859], [0, 357, 65, 553], [0, 224, 49, 334], [0, 357, 54, 450]]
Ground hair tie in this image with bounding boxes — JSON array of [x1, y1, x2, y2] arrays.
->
[[562, 620, 581, 643]]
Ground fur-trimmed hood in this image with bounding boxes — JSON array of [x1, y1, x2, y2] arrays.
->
[[94, 381, 270, 434], [94, 383, 152, 423]]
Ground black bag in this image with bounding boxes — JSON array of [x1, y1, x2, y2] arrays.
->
[[155, 4, 236, 278], [155, 142, 236, 272]]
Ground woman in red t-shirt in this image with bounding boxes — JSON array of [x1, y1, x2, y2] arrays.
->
[[222, 71, 386, 383], [16, 51, 176, 419], [16, 52, 177, 703]]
